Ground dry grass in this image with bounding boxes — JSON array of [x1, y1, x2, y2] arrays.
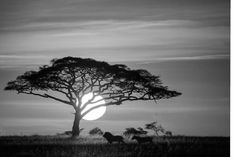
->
[[0, 135, 229, 157]]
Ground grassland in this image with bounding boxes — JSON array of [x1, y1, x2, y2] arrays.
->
[[0, 135, 229, 157]]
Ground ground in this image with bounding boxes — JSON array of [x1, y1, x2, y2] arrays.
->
[[0, 135, 229, 157]]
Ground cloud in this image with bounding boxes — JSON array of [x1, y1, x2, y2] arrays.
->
[[0, 54, 50, 68], [138, 54, 229, 64], [0, 0, 229, 66], [0, 54, 47, 59], [0, 19, 229, 50], [0, 0, 229, 31]]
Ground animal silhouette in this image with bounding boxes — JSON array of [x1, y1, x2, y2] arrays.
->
[[103, 132, 125, 144]]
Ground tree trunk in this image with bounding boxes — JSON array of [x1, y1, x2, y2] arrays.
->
[[72, 110, 81, 137]]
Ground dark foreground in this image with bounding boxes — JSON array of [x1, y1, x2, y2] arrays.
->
[[0, 136, 229, 157]]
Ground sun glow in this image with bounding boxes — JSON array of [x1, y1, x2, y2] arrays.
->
[[80, 92, 106, 121]]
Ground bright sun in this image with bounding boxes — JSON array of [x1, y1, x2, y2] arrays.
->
[[80, 92, 106, 121]]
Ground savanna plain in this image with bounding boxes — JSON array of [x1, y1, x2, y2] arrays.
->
[[0, 135, 229, 157]]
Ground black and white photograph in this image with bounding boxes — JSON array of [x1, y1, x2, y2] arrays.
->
[[0, 0, 230, 157]]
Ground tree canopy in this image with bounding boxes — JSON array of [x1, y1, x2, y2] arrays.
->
[[123, 127, 148, 137], [5, 57, 181, 111], [5, 56, 181, 136], [145, 121, 165, 136]]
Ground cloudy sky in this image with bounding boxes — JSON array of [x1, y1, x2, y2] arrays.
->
[[0, 0, 230, 136]]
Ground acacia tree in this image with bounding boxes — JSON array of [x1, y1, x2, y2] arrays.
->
[[5, 57, 181, 137], [145, 121, 166, 136], [123, 127, 148, 137]]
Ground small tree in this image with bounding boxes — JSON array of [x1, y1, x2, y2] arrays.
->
[[145, 121, 165, 136], [137, 127, 148, 135], [89, 127, 103, 136], [5, 57, 181, 137], [165, 131, 173, 136], [123, 127, 148, 137]]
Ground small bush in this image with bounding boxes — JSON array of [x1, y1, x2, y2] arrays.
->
[[89, 127, 103, 136]]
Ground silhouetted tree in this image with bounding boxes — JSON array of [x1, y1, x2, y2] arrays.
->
[[145, 121, 165, 136], [123, 127, 148, 137], [137, 127, 148, 135], [89, 127, 103, 136], [5, 57, 181, 137], [165, 131, 173, 136]]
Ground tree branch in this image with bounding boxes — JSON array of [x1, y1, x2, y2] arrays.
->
[[20, 91, 73, 106], [44, 94, 72, 105], [80, 93, 96, 111], [81, 102, 116, 118]]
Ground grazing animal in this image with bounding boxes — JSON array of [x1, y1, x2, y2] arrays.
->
[[132, 136, 153, 144], [103, 132, 125, 144]]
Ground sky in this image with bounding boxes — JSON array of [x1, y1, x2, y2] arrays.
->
[[0, 0, 230, 136]]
